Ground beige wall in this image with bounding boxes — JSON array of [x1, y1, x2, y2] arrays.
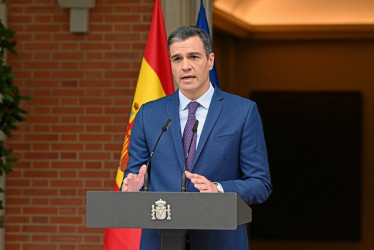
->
[[214, 33, 374, 250]]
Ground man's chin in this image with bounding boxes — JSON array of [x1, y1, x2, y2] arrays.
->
[[179, 85, 197, 94]]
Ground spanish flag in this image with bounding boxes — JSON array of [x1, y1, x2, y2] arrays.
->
[[104, 0, 174, 249]]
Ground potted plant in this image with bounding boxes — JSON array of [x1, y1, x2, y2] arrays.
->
[[0, 20, 31, 228]]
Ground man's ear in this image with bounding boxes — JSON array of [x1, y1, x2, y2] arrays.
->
[[208, 53, 214, 70]]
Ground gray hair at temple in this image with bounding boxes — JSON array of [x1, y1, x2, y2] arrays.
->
[[167, 25, 214, 59]]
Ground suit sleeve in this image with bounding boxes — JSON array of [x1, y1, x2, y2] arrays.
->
[[220, 102, 272, 204]]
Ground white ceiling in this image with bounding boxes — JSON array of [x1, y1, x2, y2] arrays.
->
[[213, 0, 374, 25], [212, 0, 374, 39]]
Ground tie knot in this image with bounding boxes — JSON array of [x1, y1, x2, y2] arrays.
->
[[188, 101, 199, 115]]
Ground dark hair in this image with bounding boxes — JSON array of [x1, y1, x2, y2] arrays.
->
[[167, 25, 213, 58]]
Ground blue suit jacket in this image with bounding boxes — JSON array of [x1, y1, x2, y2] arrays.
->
[[124, 88, 272, 250]]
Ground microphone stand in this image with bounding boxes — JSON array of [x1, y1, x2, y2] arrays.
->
[[143, 119, 171, 191]]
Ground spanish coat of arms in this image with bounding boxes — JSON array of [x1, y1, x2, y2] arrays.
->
[[151, 199, 171, 220]]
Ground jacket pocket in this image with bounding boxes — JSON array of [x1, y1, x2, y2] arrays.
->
[[214, 133, 238, 142]]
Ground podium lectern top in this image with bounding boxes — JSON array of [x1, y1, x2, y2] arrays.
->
[[86, 191, 251, 230]]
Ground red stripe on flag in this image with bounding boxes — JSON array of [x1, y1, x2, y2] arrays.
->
[[144, 0, 174, 96], [104, 228, 142, 250]]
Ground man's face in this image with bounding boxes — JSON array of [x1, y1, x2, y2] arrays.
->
[[169, 35, 214, 100]]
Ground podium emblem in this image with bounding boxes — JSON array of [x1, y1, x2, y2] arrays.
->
[[151, 199, 171, 221]]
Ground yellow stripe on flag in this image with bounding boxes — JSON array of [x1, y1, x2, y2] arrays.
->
[[131, 58, 167, 115], [115, 167, 124, 190]]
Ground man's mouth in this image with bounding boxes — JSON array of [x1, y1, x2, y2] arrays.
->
[[181, 75, 195, 80]]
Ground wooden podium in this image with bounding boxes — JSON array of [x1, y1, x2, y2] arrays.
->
[[86, 191, 252, 250]]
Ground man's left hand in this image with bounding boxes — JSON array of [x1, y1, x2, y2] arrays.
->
[[185, 171, 219, 193]]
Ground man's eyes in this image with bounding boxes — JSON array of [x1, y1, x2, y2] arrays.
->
[[172, 55, 200, 62]]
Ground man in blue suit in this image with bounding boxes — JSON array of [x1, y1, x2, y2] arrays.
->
[[121, 26, 272, 250]]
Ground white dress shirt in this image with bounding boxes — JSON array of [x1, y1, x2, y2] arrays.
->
[[179, 83, 214, 147]]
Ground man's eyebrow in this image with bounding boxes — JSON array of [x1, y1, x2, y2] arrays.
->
[[189, 52, 202, 56], [170, 54, 180, 59], [171, 52, 202, 59]]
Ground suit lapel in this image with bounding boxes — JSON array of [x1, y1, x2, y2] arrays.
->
[[166, 91, 186, 170], [191, 88, 224, 171]]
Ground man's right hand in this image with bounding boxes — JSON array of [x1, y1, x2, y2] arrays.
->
[[121, 165, 147, 192]]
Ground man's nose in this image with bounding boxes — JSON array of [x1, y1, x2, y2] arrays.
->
[[182, 59, 191, 70]]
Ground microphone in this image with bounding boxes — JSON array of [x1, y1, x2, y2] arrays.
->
[[143, 118, 171, 192], [181, 120, 199, 192]]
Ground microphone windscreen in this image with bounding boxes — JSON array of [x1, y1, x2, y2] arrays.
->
[[192, 120, 199, 133], [162, 119, 171, 131]]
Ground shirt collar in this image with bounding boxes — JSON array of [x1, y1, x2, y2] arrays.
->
[[179, 83, 215, 111]]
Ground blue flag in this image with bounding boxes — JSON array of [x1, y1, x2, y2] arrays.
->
[[196, 0, 219, 87]]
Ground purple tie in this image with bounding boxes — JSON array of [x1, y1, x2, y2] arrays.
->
[[183, 101, 200, 171]]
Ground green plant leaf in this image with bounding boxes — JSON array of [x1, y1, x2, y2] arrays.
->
[[3, 165, 12, 175], [2, 93, 14, 102], [2, 129, 11, 137], [22, 96, 32, 101], [1, 19, 31, 217], [5, 148, 13, 156], [6, 156, 18, 163]]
